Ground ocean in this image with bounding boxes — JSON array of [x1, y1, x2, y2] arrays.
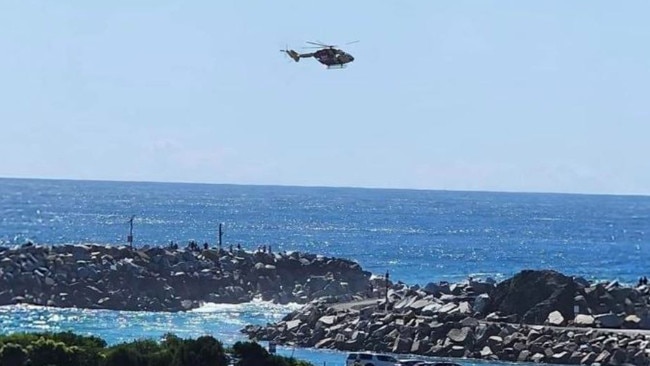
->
[[1, 177, 649, 366]]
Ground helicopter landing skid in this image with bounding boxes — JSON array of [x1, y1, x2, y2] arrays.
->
[[326, 64, 347, 69]]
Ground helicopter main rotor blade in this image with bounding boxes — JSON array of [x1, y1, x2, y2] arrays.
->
[[305, 40, 358, 48], [306, 41, 332, 47]]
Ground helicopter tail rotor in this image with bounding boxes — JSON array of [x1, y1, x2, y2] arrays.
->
[[280, 47, 301, 62]]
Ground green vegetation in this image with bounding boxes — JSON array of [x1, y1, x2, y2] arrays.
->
[[0, 331, 312, 366]]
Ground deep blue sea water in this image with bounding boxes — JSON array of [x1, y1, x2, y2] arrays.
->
[[1, 177, 649, 366]]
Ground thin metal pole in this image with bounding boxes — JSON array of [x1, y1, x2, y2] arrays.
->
[[127, 215, 135, 249], [385, 270, 389, 313], [219, 222, 224, 248]]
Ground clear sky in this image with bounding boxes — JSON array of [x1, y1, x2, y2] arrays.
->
[[1, 1, 648, 195]]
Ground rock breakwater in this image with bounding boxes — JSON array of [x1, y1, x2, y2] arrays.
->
[[0, 243, 372, 312], [243, 269, 650, 365]]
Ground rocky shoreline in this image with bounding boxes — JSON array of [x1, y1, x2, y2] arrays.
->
[[0, 243, 372, 312], [4, 243, 650, 365], [243, 270, 650, 365]]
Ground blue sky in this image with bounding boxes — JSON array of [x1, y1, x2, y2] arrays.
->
[[1, 1, 648, 195]]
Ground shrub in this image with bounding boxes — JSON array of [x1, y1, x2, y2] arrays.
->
[[0, 343, 28, 366], [232, 341, 268, 366], [104, 339, 173, 366], [170, 335, 227, 366], [104, 345, 146, 366], [27, 338, 82, 366]]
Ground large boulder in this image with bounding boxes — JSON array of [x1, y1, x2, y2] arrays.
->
[[484, 270, 577, 324]]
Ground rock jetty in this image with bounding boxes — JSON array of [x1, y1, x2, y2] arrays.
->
[[0, 243, 372, 312], [243, 269, 650, 365]]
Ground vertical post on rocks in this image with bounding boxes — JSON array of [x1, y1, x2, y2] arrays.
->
[[385, 270, 390, 313], [218, 222, 224, 248], [127, 215, 135, 249]]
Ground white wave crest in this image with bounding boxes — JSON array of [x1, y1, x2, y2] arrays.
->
[[190, 298, 303, 313]]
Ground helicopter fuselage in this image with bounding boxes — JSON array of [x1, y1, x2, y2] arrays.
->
[[313, 48, 354, 67]]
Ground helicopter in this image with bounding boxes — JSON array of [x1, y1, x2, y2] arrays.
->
[[280, 41, 358, 69]]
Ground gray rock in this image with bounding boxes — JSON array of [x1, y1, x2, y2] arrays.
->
[[438, 302, 459, 314], [547, 310, 565, 326], [479, 346, 493, 357], [517, 349, 530, 362], [286, 319, 301, 331], [473, 293, 490, 314], [530, 353, 545, 363], [392, 335, 411, 353], [314, 337, 334, 348], [574, 314, 595, 326], [318, 315, 336, 326], [421, 303, 442, 316], [623, 314, 641, 328], [447, 327, 472, 344], [595, 313, 623, 328], [594, 350, 611, 364]]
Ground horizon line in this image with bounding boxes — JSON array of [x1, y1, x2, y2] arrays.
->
[[0, 174, 648, 199]]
